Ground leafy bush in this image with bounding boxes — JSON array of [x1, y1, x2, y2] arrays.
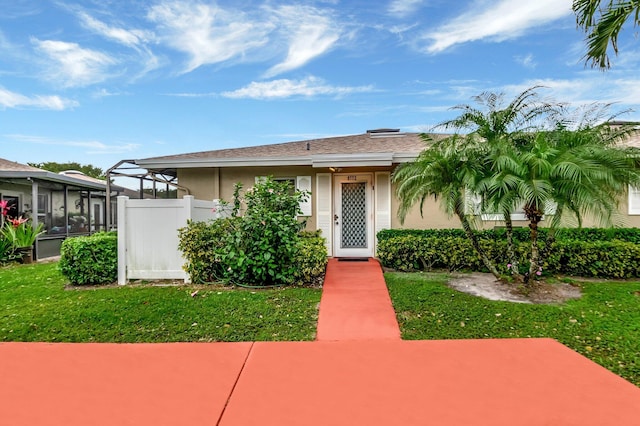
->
[[377, 232, 640, 278], [218, 179, 307, 286], [59, 233, 117, 285], [178, 217, 239, 284], [377, 227, 640, 245], [178, 177, 319, 286], [293, 231, 328, 285], [544, 240, 640, 278]]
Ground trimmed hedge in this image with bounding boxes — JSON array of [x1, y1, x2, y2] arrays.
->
[[377, 227, 640, 245], [59, 233, 117, 285], [377, 233, 640, 278]]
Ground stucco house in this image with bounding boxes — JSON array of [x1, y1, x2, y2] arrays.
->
[[0, 158, 122, 259], [129, 129, 640, 258]]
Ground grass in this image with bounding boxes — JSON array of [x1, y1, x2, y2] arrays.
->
[[0, 262, 321, 342], [385, 272, 640, 387]]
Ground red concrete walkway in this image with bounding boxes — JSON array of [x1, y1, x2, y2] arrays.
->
[[2, 339, 639, 425], [316, 258, 401, 341], [2, 261, 640, 424]]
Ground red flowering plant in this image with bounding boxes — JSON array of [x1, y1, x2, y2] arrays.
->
[[0, 201, 44, 251]]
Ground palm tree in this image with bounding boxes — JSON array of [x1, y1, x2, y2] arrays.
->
[[500, 117, 640, 281], [434, 87, 554, 281], [393, 135, 501, 278], [574, 0, 640, 69], [395, 86, 640, 284]]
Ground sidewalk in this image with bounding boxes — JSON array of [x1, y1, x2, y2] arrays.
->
[[2, 259, 640, 425], [316, 258, 401, 341], [2, 339, 639, 425]]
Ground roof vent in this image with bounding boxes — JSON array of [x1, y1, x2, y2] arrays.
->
[[367, 128, 400, 134], [367, 128, 406, 138]]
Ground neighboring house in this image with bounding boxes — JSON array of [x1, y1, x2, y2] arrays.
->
[[129, 129, 640, 258], [0, 159, 123, 259]]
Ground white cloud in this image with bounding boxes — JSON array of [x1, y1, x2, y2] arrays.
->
[[264, 5, 341, 77], [515, 53, 537, 69], [221, 76, 374, 99], [32, 39, 116, 87], [77, 11, 152, 47], [388, 0, 424, 18], [499, 77, 640, 107], [0, 87, 78, 110], [4, 134, 140, 154], [420, 0, 572, 53], [147, 1, 272, 73], [76, 11, 160, 77]]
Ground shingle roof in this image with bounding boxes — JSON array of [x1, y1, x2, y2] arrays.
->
[[139, 132, 430, 162], [0, 158, 108, 191], [0, 158, 43, 172], [135, 129, 640, 169]]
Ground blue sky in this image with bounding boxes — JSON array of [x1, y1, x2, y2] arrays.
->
[[1, 0, 640, 172]]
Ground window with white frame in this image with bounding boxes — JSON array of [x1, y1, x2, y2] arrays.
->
[[255, 176, 312, 216], [465, 190, 555, 221], [629, 186, 640, 215]]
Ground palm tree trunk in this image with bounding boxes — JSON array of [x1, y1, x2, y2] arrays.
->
[[525, 205, 544, 285], [503, 212, 523, 282], [457, 211, 501, 279]]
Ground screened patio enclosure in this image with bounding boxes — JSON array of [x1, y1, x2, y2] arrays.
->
[[0, 159, 124, 260]]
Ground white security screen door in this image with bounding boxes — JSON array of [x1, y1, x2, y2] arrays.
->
[[333, 174, 374, 257]]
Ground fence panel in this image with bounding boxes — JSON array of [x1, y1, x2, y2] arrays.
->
[[117, 195, 216, 284]]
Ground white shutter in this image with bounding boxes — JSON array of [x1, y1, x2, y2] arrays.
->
[[316, 173, 332, 256], [375, 172, 391, 244], [296, 176, 312, 216], [629, 186, 640, 214]]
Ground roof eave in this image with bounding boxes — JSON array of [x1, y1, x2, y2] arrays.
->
[[0, 170, 107, 190], [136, 152, 421, 169]]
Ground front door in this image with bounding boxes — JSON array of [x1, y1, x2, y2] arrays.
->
[[333, 174, 374, 257]]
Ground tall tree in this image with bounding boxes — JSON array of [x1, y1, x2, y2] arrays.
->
[[28, 162, 106, 179], [507, 116, 640, 280], [394, 134, 501, 279], [574, 0, 640, 69], [395, 87, 640, 284], [433, 87, 554, 281]]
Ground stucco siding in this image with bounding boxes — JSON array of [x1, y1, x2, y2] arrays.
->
[[175, 166, 640, 232]]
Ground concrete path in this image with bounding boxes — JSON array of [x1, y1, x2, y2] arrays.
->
[[2, 339, 640, 425], [2, 259, 640, 425], [316, 258, 401, 341]]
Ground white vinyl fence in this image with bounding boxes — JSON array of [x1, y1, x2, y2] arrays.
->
[[117, 195, 227, 284]]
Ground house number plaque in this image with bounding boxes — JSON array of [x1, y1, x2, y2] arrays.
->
[[347, 175, 357, 181]]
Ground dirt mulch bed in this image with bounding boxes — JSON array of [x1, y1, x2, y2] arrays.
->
[[448, 272, 582, 304]]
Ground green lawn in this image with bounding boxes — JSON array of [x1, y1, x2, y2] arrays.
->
[[0, 262, 321, 342], [385, 272, 640, 387]]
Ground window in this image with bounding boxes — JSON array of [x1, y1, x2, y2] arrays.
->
[[255, 176, 312, 216], [465, 190, 555, 221], [1, 195, 20, 219], [273, 177, 296, 195], [629, 186, 640, 215]]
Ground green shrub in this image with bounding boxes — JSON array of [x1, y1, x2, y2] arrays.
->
[[293, 231, 328, 285], [218, 179, 307, 286], [544, 240, 640, 278], [177, 218, 239, 284], [377, 227, 640, 245], [377, 232, 640, 278], [178, 177, 313, 286], [59, 234, 117, 285]]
